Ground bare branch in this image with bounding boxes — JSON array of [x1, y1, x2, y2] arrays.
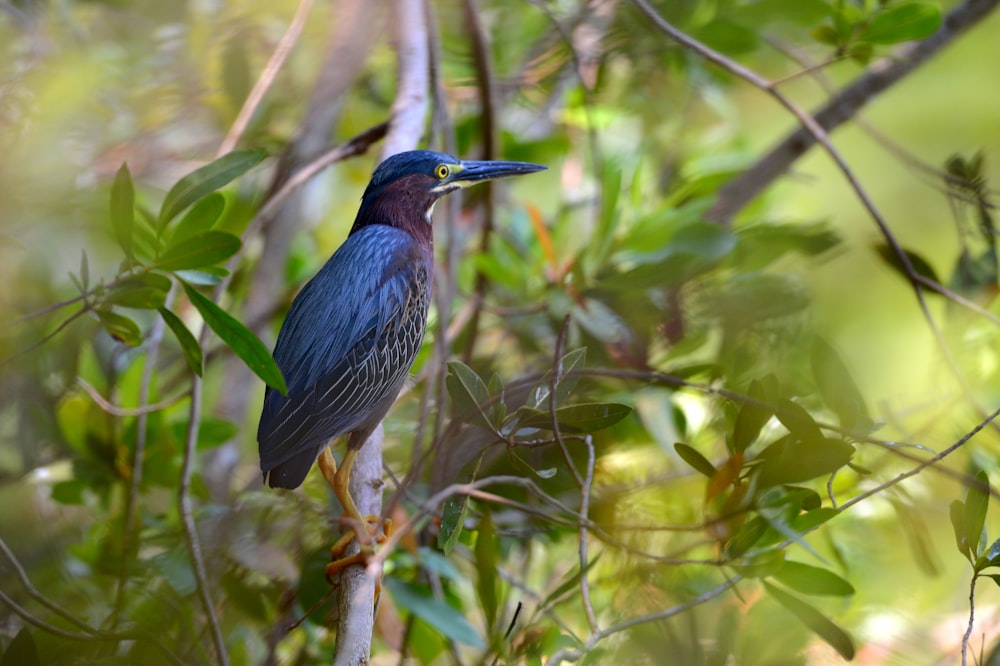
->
[[77, 376, 188, 417], [216, 0, 317, 157]]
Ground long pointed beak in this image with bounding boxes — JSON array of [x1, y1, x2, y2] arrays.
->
[[454, 159, 547, 184]]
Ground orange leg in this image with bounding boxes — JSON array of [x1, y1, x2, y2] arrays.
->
[[318, 448, 389, 590]]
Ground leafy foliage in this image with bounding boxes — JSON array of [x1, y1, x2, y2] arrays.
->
[[2, 0, 999, 664]]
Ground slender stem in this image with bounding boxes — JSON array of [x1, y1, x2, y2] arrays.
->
[[77, 376, 189, 417], [216, 0, 316, 157], [111, 293, 171, 627], [179, 375, 229, 666], [963, 573, 977, 666]]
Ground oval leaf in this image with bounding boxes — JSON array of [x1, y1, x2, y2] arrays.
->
[[445, 360, 495, 430], [155, 231, 241, 272], [104, 273, 171, 310], [675, 442, 717, 478], [764, 582, 855, 660], [965, 470, 990, 559], [110, 163, 135, 260], [384, 578, 486, 649], [863, 2, 941, 44], [97, 309, 142, 346], [170, 191, 226, 242], [158, 307, 204, 376], [182, 282, 287, 394], [159, 149, 265, 225], [437, 494, 470, 555], [774, 561, 855, 597], [518, 402, 632, 433]]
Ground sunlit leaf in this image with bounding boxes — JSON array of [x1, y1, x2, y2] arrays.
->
[[170, 192, 226, 243], [965, 470, 990, 560], [182, 282, 287, 394], [158, 307, 203, 376], [154, 231, 241, 272], [951, 499, 971, 562], [774, 561, 855, 596], [811, 337, 873, 431], [110, 163, 135, 261], [385, 578, 486, 648], [159, 149, 265, 225], [764, 582, 855, 660], [863, 2, 941, 44]]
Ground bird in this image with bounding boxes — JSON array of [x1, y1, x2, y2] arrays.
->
[[257, 149, 546, 570]]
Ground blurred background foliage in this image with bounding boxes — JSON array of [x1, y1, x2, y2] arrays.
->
[[2, 0, 1000, 664]]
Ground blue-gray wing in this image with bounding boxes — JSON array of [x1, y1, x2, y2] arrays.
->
[[257, 225, 432, 486]]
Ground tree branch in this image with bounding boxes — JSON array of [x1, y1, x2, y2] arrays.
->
[[705, 0, 1000, 224]]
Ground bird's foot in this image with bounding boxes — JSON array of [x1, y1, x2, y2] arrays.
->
[[326, 517, 392, 605]]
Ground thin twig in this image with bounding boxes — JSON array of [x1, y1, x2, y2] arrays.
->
[[216, 0, 317, 157], [0, 566, 185, 666], [963, 573, 978, 666], [705, 0, 1000, 224], [179, 374, 229, 666], [0, 306, 87, 368], [839, 405, 1000, 513], [111, 292, 171, 627], [543, 576, 742, 664], [77, 376, 188, 417]]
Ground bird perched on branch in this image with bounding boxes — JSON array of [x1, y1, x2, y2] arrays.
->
[[257, 149, 545, 571]]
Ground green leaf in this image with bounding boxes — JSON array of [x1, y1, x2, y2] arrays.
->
[[97, 309, 142, 346], [475, 510, 499, 632], [437, 494, 470, 555], [170, 192, 226, 243], [811, 338, 873, 431], [764, 582, 855, 660], [951, 499, 971, 561], [384, 578, 486, 648], [774, 399, 824, 443], [152, 548, 197, 596], [445, 361, 495, 431], [731, 375, 776, 453], [539, 552, 603, 611], [756, 436, 855, 487], [674, 442, 716, 478], [517, 402, 632, 433], [1, 628, 40, 666], [528, 348, 587, 409], [158, 307, 204, 376], [104, 273, 171, 310], [864, 2, 941, 44], [417, 547, 463, 581], [159, 149, 265, 225], [726, 516, 769, 558], [182, 282, 287, 394], [774, 561, 855, 597], [965, 470, 990, 559], [110, 163, 135, 261], [174, 268, 227, 286], [154, 231, 241, 272]]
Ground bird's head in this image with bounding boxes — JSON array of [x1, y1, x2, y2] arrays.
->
[[353, 150, 546, 236]]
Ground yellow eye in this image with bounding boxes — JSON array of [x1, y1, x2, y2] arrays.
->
[[435, 164, 450, 179]]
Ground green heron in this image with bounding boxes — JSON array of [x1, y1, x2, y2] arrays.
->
[[257, 150, 546, 571]]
